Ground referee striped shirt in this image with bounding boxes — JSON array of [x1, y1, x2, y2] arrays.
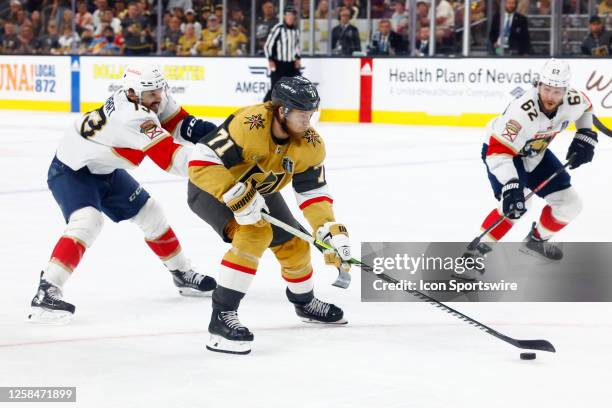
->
[[264, 23, 301, 62]]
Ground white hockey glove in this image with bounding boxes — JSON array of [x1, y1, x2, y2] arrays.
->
[[223, 182, 269, 226], [316, 222, 351, 273]]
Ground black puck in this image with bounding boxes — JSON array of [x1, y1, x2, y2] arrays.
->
[[520, 352, 536, 360]]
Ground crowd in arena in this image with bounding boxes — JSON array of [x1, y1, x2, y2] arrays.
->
[[0, 0, 610, 56]]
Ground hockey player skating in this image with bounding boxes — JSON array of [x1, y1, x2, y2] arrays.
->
[[29, 64, 219, 323], [187, 76, 351, 354], [467, 58, 597, 264]]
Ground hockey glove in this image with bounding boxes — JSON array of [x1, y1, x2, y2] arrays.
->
[[316, 222, 351, 273], [501, 179, 526, 220], [567, 129, 597, 169], [223, 182, 269, 226]]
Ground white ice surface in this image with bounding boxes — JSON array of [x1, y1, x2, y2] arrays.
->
[[1, 110, 611, 408]]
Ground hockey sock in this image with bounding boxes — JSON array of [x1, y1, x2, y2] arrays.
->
[[480, 208, 515, 242], [45, 236, 85, 287], [535, 205, 568, 240]]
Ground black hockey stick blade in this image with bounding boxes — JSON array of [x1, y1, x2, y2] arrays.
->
[[594, 115, 612, 137]]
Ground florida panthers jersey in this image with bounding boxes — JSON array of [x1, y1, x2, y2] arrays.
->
[[484, 86, 593, 184], [56, 91, 190, 176]]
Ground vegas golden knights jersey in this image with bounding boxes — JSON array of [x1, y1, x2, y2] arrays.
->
[[188, 102, 335, 231]]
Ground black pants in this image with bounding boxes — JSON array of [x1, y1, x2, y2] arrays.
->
[[263, 60, 301, 102]]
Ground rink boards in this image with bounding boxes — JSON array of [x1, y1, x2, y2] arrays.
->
[[0, 55, 609, 127]]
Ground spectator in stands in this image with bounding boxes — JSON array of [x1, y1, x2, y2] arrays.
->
[[59, 8, 73, 32], [38, 21, 60, 54], [300, 0, 311, 19], [197, 14, 222, 55], [122, 1, 153, 55], [331, 7, 361, 55], [30, 10, 43, 37], [435, 0, 455, 43], [95, 10, 122, 36], [229, 6, 248, 35], [58, 25, 79, 53], [92, 0, 110, 29], [1, 22, 19, 53], [315, 0, 329, 18], [115, 1, 128, 20], [88, 25, 122, 54], [76, 1, 94, 34], [415, 25, 430, 56], [517, 0, 531, 15], [7, 0, 24, 25], [368, 18, 407, 55], [162, 15, 182, 55], [255, 0, 278, 54], [582, 15, 611, 56], [15, 6, 30, 29], [15, 23, 38, 53], [79, 27, 95, 53], [177, 23, 198, 55], [537, 0, 551, 14], [339, 0, 360, 22], [214, 4, 223, 22], [227, 21, 248, 55], [200, 6, 211, 29], [488, 0, 530, 55], [599, 0, 612, 15], [416, 1, 429, 30], [182, 9, 202, 37], [390, 1, 409, 38]]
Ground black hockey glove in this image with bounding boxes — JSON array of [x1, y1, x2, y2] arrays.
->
[[180, 116, 217, 144], [567, 129, 597, 169], [501, 179, 526, 220]]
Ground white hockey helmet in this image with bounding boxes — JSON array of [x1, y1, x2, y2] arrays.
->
[[121, 63, 168, 102], [538, 59, 571, 89]]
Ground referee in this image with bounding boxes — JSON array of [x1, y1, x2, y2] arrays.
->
[[263, 5, 301, 101]]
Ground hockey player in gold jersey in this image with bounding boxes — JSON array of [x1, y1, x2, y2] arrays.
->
[[186, 76, 351, 354]]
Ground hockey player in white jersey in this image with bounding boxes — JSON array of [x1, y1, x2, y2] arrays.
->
[[29, 64, 219, 323], [469, 58, 597, 262]]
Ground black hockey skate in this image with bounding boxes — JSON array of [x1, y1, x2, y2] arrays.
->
[[454, 242, 492, 281], [171, 269, 216, 297], [28, 271, 75, 324], [521, 223, 563, 261], [206, 310, 254, 355], [288, 289, 347, 324]]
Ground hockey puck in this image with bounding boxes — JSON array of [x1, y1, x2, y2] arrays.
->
[[520, 352, 536, 360]]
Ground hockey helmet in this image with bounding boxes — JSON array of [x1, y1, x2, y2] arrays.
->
[[121, 63, 168, 102], [271, 76, 320, 111], [538, 59, 571, 89]]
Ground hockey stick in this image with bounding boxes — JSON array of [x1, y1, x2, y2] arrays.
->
[[467, 153, 576, 251], [594, 115, 612, 138], [262, 213, 556, 353]]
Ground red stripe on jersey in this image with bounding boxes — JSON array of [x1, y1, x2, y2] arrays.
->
[[146, 227, 181, 259], [486, 136, 516, 157], [162, 107, 190, 134], [580, 91, 593, 111], [299, 196, 333, 210], [221, 259, 257, 275], [188, 160, 219, 167], [50, 236, 86, 271], [283, 270, 313, 283], [113, 147, 146, 166], [539, 205, 567, 232], [145, 136, 181, 171], [481, 209, 514, 241]]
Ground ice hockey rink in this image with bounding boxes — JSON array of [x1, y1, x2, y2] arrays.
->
[[1, 110, 611, 408]]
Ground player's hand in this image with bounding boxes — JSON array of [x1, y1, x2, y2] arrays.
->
[[268, 60, 276, 72], [294, 59, 301, 69], [501, 179, 526, 220], [567, 129, 597, 169], [316, 222, 351, 273], [223, 182, 269, 226]]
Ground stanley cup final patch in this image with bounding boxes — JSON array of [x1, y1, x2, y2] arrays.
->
[[501, 119, 522, 143], [282, 156, 294, 174]]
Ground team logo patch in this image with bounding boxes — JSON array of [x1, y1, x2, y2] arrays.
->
[[501, 120, 522, 142], [282, 156, 294, 174], [244, 114, 265, 130], [302, 128, 321, 146], [140, 120, 164, 140]]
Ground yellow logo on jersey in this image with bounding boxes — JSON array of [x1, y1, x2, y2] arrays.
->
[[303, 129, 321, 146], [243, 114, 265, 130]]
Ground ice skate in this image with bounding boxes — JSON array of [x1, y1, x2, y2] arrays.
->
[[28, 272, 75, 324], [520, 223, 563, 261], [206, 310, 254, 355], [171, 269, 216, 297]]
